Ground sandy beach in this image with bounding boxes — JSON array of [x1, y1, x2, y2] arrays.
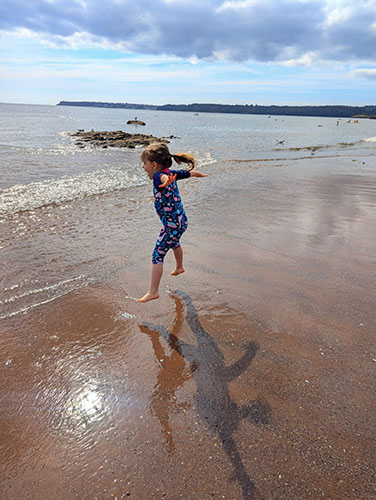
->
[[1, 153, 376, 499]]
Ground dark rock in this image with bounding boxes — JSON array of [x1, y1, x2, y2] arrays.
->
[[69, 130, 168, 149], [127, 120, 146, 125]]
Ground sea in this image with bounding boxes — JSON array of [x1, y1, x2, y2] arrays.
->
[[2, 103, 376, 209], [1, 102, 376, 320]]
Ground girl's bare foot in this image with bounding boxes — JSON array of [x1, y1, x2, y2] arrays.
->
[[170, 268, 185, 276], [138, 291, 160, 303]]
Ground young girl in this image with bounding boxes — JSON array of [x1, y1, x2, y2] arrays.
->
[[138, 142, 207, 303]]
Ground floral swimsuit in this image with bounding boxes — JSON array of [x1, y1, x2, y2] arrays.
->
[[152, 168, 190, 264]]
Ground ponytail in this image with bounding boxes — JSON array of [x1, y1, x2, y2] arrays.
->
[[171, 153, 195, 171], [141, 143, 195, 171]]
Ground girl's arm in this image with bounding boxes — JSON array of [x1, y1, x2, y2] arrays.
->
[[158, 170, 208, 188], [190, 171, 208, 178]]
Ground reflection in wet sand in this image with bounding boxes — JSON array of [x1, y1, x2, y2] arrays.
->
[[140, 294, 194, 454], [141, 291, 271, 500]]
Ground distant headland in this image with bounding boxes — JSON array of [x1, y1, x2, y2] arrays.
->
[[57, 101, 376, 119]]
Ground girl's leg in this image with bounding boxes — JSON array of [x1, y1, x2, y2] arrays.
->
[[171, 245, 185, 276], [138, 228, 167, 303], [138, 263, 163, 302]]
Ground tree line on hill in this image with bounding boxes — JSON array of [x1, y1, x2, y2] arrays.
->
[[57, 101, 376, 118]]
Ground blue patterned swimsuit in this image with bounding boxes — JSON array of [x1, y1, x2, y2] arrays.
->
[[152, 168, 190, 264]]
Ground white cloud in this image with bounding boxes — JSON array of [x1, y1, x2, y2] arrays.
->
[[350, 68, 376, 79], [0, 0, 376, 65], [322, 2, 354, 28], [282, 53, 316, 67], [216, 0, 260, 12]]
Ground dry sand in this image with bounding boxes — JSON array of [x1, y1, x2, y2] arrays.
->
[[1, 155, 375, 499]]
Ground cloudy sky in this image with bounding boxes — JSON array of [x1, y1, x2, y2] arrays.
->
[[0, 0, 375, 105]]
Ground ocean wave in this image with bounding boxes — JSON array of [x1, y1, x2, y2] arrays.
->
[[0, 166, 148, 217], [0, 274, 93, 320], [285, 145, 328, 152], [283, 138, 373, 152], [196, 152, 217, 167], [0, 151, 216, 217]]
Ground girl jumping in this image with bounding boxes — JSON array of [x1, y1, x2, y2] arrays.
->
[[138, 142, 207, 303]]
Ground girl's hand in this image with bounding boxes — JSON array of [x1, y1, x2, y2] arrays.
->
[[159, 173, 177, 188], [190, 171, 208, 178]]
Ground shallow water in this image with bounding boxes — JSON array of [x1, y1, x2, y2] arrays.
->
[[2, 103, 376, 189], [1, 103, 376, 219], [1, 105, 376, 499]]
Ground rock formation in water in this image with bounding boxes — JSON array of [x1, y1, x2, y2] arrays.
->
[[70, 130, 168, 149], [127, 119, 146, 125]]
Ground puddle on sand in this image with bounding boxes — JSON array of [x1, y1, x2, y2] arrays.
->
[[0, 285, 271, 500], [0, 285, 157, 498]]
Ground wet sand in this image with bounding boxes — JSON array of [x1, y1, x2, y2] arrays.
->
[[1, 155, 376, 499]]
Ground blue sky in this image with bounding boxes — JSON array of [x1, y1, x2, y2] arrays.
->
[[0, 0, 375, 106]]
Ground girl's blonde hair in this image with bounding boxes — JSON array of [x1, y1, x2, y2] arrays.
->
[[141, 142, 195, 171]]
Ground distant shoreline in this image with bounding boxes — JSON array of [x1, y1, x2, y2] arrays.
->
[[57, 100, 376, 119]]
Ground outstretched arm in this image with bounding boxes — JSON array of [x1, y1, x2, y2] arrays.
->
[[224, 342, 259, 382], [190, 171, 208, 178], [160, 170, 208, 186], [139, 322, 193, 355]]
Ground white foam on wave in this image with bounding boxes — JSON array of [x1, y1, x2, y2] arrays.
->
[[0, 166, 148, 217], [0, 275, 86, 305], [196, 152, 217, 168], [1, 288, 74, 320], [362, 136, 376, 143], [0, 151, 216, 217], [0, 274, 93, 320]]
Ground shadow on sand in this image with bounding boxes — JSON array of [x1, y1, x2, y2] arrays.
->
[[140, 290, 271, 500]]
